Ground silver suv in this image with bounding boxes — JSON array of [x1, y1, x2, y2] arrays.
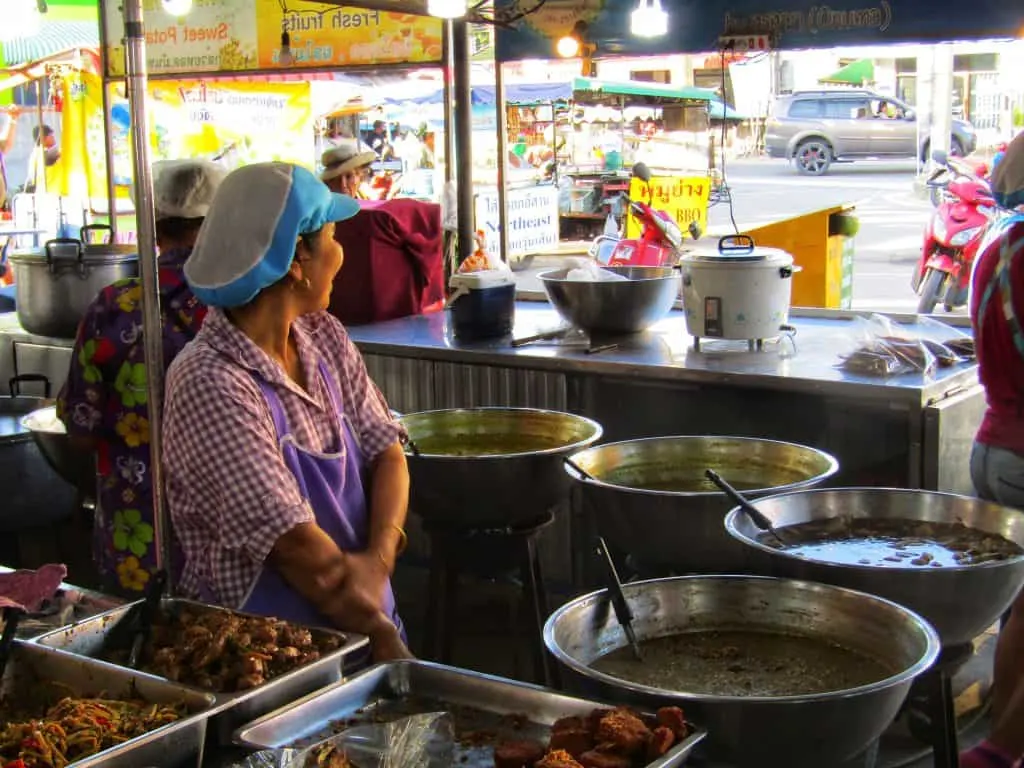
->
[[766, 90, 977, 175]]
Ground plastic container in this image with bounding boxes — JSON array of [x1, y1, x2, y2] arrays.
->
[[448, 270, 516, 341]]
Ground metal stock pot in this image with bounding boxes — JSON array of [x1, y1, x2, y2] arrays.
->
[[8, 224, 138, 338]]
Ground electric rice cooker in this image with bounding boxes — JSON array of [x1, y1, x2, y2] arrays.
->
[[679, 235, 798, 344]]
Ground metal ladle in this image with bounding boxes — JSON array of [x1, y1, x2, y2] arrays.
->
[[705, 469, 790, 546], [596, 536, 643, 662], [0, 607, 22, 679]]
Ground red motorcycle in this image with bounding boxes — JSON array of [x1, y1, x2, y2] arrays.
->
[[913, 150, 999, 313], [589, 162, 700, 267]]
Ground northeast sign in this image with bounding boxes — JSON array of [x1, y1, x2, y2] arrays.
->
[[494, 0, 1022, 62], [475, 186, 560, 262]]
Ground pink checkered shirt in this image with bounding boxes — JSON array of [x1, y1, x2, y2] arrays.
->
[[162, 307, 405, 608]]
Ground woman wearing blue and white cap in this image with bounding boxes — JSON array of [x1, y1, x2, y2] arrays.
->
[[162, 162, 412, 661]]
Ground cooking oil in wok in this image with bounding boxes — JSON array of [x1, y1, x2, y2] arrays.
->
[[591, 630, 895, 697], [761, 518, 1022, 568]]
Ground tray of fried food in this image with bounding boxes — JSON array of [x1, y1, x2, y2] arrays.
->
[[0, 640, 215, 768], [232, 659, 706, 768], [31, 598, 369, 744]]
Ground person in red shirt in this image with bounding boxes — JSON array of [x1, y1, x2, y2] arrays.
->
[[964, 212, 1024, 768]]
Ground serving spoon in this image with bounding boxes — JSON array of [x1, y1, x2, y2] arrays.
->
[[705, 469, 790, 546], [596, 536, 643, 662]]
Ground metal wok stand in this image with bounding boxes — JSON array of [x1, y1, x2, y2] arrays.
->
[[903, 642, 973, 768]]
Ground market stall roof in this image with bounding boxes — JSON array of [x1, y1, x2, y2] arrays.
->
[[1, 21, 99, 67], [709, 100, 745, 121], [571, 77, 716, 106], [818, 59, 875, 86]]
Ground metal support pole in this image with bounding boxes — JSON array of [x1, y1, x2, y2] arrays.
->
[[494, 62, 510, 265], [98, 0, 118, 238], [442, 20, 456, 186], [122, 0, 172, 581], [452, 19, 474, 265]]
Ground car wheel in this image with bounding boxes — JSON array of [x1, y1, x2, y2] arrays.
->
[[795, 140, 832, 176]]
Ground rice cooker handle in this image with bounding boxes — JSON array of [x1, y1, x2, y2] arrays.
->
[[717, 235, 755, 255], [80, 223, 113, 244], [43, 238, 85, 274], [9, 374, 51, 399], [780, 266, 794, 279]]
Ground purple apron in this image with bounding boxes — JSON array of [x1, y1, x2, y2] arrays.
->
[[232, 359, 404, 638]]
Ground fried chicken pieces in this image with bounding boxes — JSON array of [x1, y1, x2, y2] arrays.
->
[[494, 706, 688, 768]]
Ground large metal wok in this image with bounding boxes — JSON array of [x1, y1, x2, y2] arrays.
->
[[399, 408, 603, 528], [566, 436, 838, 573], [725, 488, 1024, 647], [22, 405, 96, 501], [544, 575, 940, 767]]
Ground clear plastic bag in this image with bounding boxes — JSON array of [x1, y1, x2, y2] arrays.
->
[[231, 713, 454, 768], [838, 314, 938, 377]]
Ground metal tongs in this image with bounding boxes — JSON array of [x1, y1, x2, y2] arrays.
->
[[512, 328, 619, 355], [126, 569, 168, 669], [0, 607, 23, 679], [596, 536, 643, 662], [705, 469, 790, 546]]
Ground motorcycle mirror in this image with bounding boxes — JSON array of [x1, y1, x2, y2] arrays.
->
[[631, 162, 652, 183], [688, 221, 703, 240], [931, 149, 948, 165]]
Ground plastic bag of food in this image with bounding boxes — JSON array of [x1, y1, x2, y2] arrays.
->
[[230, 713, 454, 768], [838, 314, 937, 377], [565, 259, 628, 282], [913, 315, 976, 362]]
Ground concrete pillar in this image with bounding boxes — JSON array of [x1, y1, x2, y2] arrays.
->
[[929, 43, 954, 161]]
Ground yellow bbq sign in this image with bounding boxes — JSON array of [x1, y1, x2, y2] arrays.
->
[[625, 176, 710, 240]]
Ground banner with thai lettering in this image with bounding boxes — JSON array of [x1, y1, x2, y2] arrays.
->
[[102, 0, 443, 77], [626, 176, 709, 240], [254, 1, 444, 68], [494, 0, 1023, 62]]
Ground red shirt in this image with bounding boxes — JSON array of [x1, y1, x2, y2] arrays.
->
[[971, 217, 1024, 454]]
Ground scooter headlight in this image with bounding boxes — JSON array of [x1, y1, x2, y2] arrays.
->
[[932, 217, 948, 243], [950, 226, 983, 246]]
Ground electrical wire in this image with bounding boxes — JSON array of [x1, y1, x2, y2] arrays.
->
[[719, 47, 740, 235]]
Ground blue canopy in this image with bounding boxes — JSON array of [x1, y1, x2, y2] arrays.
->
[[709, 100, 745, 121]]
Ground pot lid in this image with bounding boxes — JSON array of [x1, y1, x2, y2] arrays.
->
[[9, 241, 138, 264], [682, 235, 793, 266]]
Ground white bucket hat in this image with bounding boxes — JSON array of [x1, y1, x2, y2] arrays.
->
[[320, 140, 377, 183]]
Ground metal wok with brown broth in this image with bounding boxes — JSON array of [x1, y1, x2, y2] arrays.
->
[[591, 629, 897, 697], [759, 517, 1023, 568]]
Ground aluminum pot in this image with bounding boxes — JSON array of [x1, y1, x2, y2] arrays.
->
[[399, 408, 603, 528], [566, 436, 838, 573], [544, 575, 940, 767], [8, 225, 138, 338], [725, 488, 1024, 647]]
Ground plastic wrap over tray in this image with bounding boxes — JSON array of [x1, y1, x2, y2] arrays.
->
[[1, 641, 216, 768], [234, 660, 707, 768], [31, 597, 370, 743]]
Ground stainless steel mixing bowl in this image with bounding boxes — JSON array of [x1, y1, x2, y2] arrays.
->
[[538, 265, 679, 334], [399, 407, 603, 528], [725, 488, 1024, 647], [567, 436, 838, 573], [544, 575, 940, 767]]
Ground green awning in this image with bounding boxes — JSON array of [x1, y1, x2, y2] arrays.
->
[[572, 77, 716, 107], [818, 59, 874, 86]]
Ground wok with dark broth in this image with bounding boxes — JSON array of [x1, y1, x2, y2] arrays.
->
[[590, 630, 895, 697], [759, 518, 1023, 568]]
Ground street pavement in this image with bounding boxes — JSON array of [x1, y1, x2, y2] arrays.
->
[[515, 156, 948, 315]]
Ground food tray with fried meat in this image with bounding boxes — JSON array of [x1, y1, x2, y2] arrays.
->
[[233, 660, 706, 768], [0, 640, 216, 768], [31, 598, 369, 743]]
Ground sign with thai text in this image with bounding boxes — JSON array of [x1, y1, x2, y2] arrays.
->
[[494, 0, 1021, 62], [475, 186, 559, 261], [626, 177, 710, 240]]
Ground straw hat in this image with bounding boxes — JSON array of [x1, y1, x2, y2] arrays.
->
[[320, 140, 377, 183]]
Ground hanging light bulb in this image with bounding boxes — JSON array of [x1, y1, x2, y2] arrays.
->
[[279, 31, 295, 66], [631, 0, 669, 38], [161, 0, 193, 16], [556, 21, 588, 59], [0, 0, 42, 43], [427, 0, 467, 19]]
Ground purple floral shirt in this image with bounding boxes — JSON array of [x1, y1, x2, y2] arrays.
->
[[57, 248, 206, 594]]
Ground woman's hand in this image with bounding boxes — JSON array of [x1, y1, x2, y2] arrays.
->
[[344, 550, 391, 608]]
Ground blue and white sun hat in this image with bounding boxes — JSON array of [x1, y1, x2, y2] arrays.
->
[[184, 162, 361, 308]]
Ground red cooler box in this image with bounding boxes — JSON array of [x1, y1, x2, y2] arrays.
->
[[329, 199, 445, 325]]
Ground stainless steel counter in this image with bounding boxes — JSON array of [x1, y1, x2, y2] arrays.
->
[[346, 303, 978, 406]]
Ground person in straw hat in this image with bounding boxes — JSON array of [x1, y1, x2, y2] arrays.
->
[[320, 139, 377, 200]]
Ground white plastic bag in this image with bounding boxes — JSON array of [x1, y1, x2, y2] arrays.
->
[[565, 260, 628, 282]]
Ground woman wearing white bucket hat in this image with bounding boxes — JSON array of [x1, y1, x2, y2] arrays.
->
[[163, 161, 411, 662], [320, 139, 377, 199]]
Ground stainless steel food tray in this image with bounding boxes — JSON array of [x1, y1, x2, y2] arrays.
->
[[1, 641, 216, 768], [233, 660, 707, 767], [32, 597, 370, 743]]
